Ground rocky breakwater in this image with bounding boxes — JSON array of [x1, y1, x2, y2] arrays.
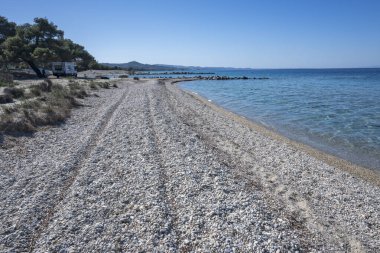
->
[[138, 75, 269, 80], [196, 75, 269, 80], [136, 71, 215, 75]]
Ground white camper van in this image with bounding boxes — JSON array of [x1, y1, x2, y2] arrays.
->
[[51, 62, 77, 78]]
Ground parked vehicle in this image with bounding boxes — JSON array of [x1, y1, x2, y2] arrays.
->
[[39, 68, 52, 77], [51, 62, 77, 78]]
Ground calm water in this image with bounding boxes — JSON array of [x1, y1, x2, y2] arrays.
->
[[179, 69, 380, 170]]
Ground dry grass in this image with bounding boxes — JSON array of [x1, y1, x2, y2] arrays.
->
[[0, 86, 75, 133], [68, 80, 88, 99], [89, 81, 115, 90], [3, 87, 25, 99], [39, 79, 53, 92], [0, 72, 13, 81], [0, 79, 117, 134], [89, 81, 99, 90], [98, 82, 110, 89], [0, 81, 15, 88], [0, 81, 21, 104], [0, 94, 13, 104], [29, 85, 42, 97], [27, 80, 53, 98]]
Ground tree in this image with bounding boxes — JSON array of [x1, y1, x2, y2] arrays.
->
[[0, 16, 16, 70], [1, 16, 102, 77], [0, 16, 16, 44], [57, 39, 97, 71], [2, 18, 64, 77]]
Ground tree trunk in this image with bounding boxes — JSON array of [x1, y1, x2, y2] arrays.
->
[[25, 59, 44, 78]]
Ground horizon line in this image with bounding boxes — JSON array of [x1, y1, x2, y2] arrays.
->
[[101, 62, 380, 70]]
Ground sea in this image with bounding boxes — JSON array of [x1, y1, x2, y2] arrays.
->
[[138, 68, 380, 170]]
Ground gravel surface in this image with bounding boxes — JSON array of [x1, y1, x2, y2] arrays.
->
[[0, 79, 379, 252]]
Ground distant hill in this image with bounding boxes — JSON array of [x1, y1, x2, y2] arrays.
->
[[101, 61, 254, 71], [101, 61, 186, 71]]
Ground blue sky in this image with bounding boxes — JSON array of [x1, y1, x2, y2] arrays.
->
[[2, 0, 380, 68]]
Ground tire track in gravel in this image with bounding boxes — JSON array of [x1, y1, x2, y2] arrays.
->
[[144, 86, 179, 250], [150, 83, 234, 248], [167, 81, 380, 251], [149, 81, 311, 251], [173, 94, 348, 250], [161, 81, 330, 250], [28, 82, 132, 252]]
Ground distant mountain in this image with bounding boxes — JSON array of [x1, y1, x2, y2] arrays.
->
[[101, 61, 254, 71]]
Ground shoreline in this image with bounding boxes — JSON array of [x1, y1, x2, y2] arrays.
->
[[1, 78, 380, 251], [176, 79, 380, 187], [167, 79, 380, 251]]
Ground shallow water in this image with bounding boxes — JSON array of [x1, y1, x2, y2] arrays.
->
[[179, 68, 380, 170]]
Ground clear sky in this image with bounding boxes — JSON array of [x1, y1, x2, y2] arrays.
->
[[2, 0, 380, 68]]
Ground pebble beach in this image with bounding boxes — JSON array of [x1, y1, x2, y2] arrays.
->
[[1, 79, 379, 252]]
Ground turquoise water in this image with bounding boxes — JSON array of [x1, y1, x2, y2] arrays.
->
[[179, 69, 380, 170]]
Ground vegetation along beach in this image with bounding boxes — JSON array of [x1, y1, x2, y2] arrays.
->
[[1, 1, 380, 252]]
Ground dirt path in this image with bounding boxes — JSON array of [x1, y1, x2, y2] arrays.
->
[[1, 79, 379, 252]]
